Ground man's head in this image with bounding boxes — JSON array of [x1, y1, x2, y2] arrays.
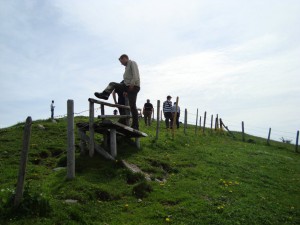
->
[[52, 100, 54, 103], [119, 54, 129, 66], [147, 99, 150, 103], [167, 95, 172, 100]]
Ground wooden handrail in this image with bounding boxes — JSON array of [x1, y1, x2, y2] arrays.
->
[[89, 98, 130, 109]]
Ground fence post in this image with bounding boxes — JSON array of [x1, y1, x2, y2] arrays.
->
[[67, 100, 75, 180], [210, 114, 213, 132], [172, 97, 179, 139], [89, 101, 95, 157], [296, 130, 299, 153], [184, 109, 187, 135], [195, 108, 198, 135], [199, 116, 202, 129], [14, 116, 32, 208], [215, 114, 219, 130], [203, 111, 207, 134], [161, 110, 163, 122], [242, 121, 245, 142], [155, 100, 160, 140], [267, 128, 271, 145], [220, 118, 223, 131]]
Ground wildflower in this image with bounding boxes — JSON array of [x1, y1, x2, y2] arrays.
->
[[124, 204, 129, 208], [166, 218, 170, 222]]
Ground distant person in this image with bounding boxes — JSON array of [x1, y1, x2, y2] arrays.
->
[[163, 95, 173, 129], [113, 109, 118, 115], [94, 54, 140, 130], [50, 100, 55, 119], [143, 99, 154, 126], [172, 102, 180, 129]]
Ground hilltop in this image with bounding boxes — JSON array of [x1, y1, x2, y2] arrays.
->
[[0, 117, 299, 225]]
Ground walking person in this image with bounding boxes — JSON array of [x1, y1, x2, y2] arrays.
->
[[172, 102, 180, 129], [143, 99, 154, 126], [163, 96, 173, 129], [94, 54, 140, 130], [50, 100, 55, 120]]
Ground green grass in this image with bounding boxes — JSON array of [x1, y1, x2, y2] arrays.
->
[[0, 117, 299, 225]]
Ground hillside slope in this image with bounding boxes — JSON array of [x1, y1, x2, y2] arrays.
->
[[0, 117, 299, 225]]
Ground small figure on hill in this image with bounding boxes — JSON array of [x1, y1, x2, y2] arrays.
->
[[94, 54, 140, 130], [143, 99, 154, 126], [113, 109, 118, 115], [172, 102, 180, 129], [163, 95, 173, 129], [50, 100, 55, 120]]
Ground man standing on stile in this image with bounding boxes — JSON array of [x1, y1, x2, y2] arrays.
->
[[163, 96, 173, 129], [94, 54, 140, 130]]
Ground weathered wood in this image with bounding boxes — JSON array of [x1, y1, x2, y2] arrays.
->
[[80, 131, 114, 160], [67, 100, 75, 180], [101, 120, 148, 137], [195, 108, 199, 135], [156, 100, 160, 140], [89, 101, 95, 157], [78, 129, 87, 155], [296, 130, 299, 153], [242, 121, 245, 142], [110, 129, 117, 158], [215, 114, 219, 130], [219, 118, 223, 131], [184, 109, 187, 135], [203, 111, 207, 133], [101, 104, 105, 116], [267, 128, 272, 145], [135, 138, 141, 149], [199, 116, 202, 129], [89, 98, 130, 109], [14, 116, 32, 207], [98, 115, 132, 119], [221, 119, 235, 138], [160, 110, 163, 121], [172, 97, 179, 139]]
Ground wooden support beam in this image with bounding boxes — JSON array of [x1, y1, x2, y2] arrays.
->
[[89, 101, 95, 157], [110, 129, 117, 158], [67, 100, 75, 179]]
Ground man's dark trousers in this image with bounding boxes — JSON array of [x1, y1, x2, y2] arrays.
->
[[104, 82, 140, 129], [164, 112, 173, 128]]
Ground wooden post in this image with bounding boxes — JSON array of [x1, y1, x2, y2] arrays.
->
[[155, 100, 160, 140], [210, 114, 213, 132], [14, 116, 32, 207], [203, 111, 207, 133], [195, 108, 198, 135], [161, 110, 162, 122], [267, 128, 271, 145], [172, 97, 179, 139], [110, 129, 117, 158], [242, 121, 245, 142], [215, 114, 219, 130], [184, 109, 187, 135], [296, 130, 299, 153], [199, 116, 202, 129], [135, 138, 141, 149], [89, 101, 95, 157], [67, 100, 75, 180], [220, 118, 223, 131]]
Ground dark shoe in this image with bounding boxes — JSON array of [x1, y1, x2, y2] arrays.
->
[[131, 125, 139, 130], [94, 92, 109, 100]]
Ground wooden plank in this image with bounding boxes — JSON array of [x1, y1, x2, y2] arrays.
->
[[242, 121, 245, 142], [267, 128, 271, 145], [14, 116, 32, 208], [203, 111, 207, 133], [110, 129, 117, 158], [135, 138, 141, 149], [296, 130, 299, 153], [195, 108, 198, 134], [89, 98, 130, 109], [98, 115, 132, 119], [100, 120, 148, 137]]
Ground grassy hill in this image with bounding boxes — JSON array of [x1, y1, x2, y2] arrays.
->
[[0, 117, 299, 225]]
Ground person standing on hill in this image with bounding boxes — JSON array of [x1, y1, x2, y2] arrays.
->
[[50, 100, 55, 120], [163, 95, 173, 129], [143, 99, 154, 126], [172, 102, 180, 129], [94, 54, 140, 130]]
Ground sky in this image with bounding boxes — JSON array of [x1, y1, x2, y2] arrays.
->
[[0, 0, 299, 142]]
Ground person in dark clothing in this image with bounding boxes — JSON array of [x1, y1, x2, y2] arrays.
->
[[163, 95, 173, 129], [112, 80, 126, 115], [172, 102, 180, 129], [143, 99, 154, 126]]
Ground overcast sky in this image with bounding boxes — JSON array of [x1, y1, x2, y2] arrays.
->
[[0, 0, 299, 141]]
